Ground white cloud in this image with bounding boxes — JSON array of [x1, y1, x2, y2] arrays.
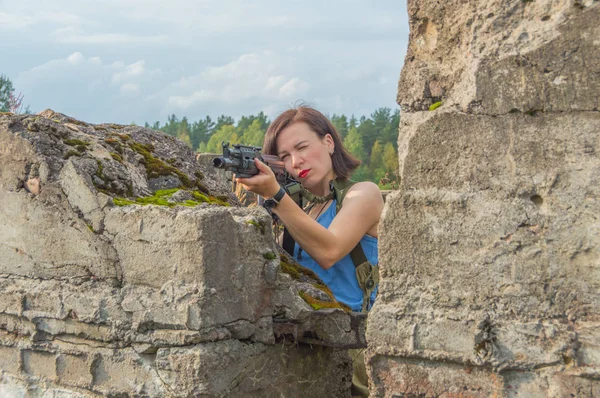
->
[[158, 52, 309, 114], [53, 31, 168, 45], [5, 1, 408, 124], [112, 60, 147, 83], [120, 83, 140, 95]]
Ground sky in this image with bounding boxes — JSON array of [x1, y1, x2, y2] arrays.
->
[[0, 0, 408, 125]]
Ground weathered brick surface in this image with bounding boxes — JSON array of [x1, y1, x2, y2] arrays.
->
[[0, 345, 20, 374], [0, 111, 362, 396], [22, 350, 56, 380], [369, 0, 600, 395]]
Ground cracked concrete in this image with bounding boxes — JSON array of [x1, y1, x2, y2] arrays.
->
[[369, 0, 600, 396]]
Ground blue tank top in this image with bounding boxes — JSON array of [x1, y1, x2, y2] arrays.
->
[[294, 199, 378, 312]]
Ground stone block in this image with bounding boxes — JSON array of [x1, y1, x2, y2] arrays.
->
[[22, 350, 56, 380], [415, 320, 475, 355], [0, 345, 21, 374], [369, 355, 500, 397], [105, 205, 275, 329], [156, 340, 352, 397], [56, 353, 93, 387], [91, 349, 164, 396]]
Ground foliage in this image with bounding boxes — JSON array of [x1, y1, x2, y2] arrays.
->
[[0, 75, 31, 113], [145, 106, 401, 188]]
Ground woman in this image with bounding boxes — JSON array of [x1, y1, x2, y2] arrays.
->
[[236, 106, 384, 312], [237, 106, 383, 397]]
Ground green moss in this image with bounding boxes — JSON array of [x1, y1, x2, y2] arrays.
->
[[525, 108, 539, 116], [96, 159, 104, 178], [113, 188, 229, 207], [248, 220, 266, 235], [52, 119, 61, 123], [64, 150, 82, 159], [75, 145, 87, 152], [298, 291, 351, 312], [66, 118, 86, 126], [192, 191, 229, 206], [194, 170, 204, 180], [196, 181, 210, 194], [87, 224, 94, 232], [279, 256, 320, 282], [64, 139, 90, 147], [262, 251, 276, 260], [429, 101, 443, 111], [128, 141, 193, 187], [113, 197, 136, 206], [110, 152, 123, 162], [167, 158, 177, 165]]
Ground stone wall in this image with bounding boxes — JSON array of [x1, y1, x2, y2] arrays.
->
[[369, 0, 599, 396], [0, 111, 365, 397]]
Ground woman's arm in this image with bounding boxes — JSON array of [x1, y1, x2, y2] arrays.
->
[[237, 159, 384, 269]]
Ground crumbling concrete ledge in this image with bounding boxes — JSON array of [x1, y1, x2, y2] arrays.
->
[[0, 111, 364, 397]]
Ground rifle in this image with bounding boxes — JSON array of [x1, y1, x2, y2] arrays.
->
[[212, 142, 302, 206]]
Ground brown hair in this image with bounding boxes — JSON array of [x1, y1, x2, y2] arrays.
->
[[263, 106, 361, 180]]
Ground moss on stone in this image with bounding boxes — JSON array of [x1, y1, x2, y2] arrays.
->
[[248, 220, 267, 235], [64, 139, 90, 147], [429, 101, 443, 111], [113, 197, 136, 206], [110, 152, 123, 163], [279, 255, 346, 309], [298, 291, 351, 312], [96, 159, 104, 178], [128, 141, 193, 187], [64, 150, 82, 159], [192, 191, 229, 206], [280, 255, 321, 282], [113, 188, 229, 208], [262, 251, 276, 260]]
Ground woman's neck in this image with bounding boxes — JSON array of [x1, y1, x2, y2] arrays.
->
[[307, 171, 337, 197]]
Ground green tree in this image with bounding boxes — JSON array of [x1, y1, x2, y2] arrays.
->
[[0, 75, 15, 112], [369, 141, 384, 170], [357, 117, 377, 159], [213, 115, 235, 133], [382, 142, 398, 178], [330, 114, 348, 139], [343, 126, 366, 163], [176, 116, 191, 147], [190, 116, 214, 151], [205, 125, 237, 153], [239, 119, 266, 147]]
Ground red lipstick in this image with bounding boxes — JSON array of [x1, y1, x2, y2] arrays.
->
[[299, 169, 310, 178]]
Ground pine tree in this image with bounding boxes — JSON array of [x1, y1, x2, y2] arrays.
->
[[0, 75, 14, 112], [343, 126, 365, 162]]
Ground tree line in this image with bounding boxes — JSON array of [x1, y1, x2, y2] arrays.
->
[[0, 74, 400, 188], [145, 108, 400, 189]]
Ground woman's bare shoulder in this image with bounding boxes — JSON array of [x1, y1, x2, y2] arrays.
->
[[344, 181, 384, 204]]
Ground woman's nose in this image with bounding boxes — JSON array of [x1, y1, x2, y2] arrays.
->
[[291, 153, 302, 168]]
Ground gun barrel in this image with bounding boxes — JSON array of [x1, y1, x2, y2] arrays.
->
[[212, 156, 233, 169]]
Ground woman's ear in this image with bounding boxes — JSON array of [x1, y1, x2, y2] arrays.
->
[[323, 133, 334, 151]]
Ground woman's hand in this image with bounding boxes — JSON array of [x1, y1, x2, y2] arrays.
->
[[235, 158, 281, 198]]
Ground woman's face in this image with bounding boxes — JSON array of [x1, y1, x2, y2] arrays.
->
[[276, 122, 335, 189]]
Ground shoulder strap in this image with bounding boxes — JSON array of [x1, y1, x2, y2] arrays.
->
[[332, 178, 368, 267]]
